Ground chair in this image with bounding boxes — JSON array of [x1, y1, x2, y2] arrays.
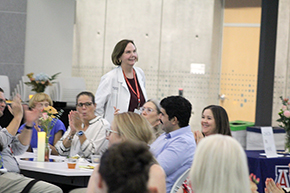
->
[[21, 76, 36, 102], [170, 168, 191, 193], [49, 81, 60, 101], [58, 77, 86, 105], [0, 75, 10, 100]]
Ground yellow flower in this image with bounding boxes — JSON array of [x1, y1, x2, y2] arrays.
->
[[43, 106, 58, 118], [27, 73, 34, 79]]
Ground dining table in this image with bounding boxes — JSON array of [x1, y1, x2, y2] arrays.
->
[[246, 150, 290, 193], [16, 152, 95, 189]]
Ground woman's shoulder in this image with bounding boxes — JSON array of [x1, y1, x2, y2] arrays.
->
[[149, 164, 166, 193], [102, 66, 121, 77], [134, 66, 144, 73], [134, 66, 145, 79], [89, 116, 110, 127], [99, 67, 121, 84], [52, 119, 66, 131], [150, 164, 166, 175]]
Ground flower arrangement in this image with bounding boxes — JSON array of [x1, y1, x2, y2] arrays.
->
[[277, 96, 290, 151], [39, 106, 63, 144], [25, 72, 61, 93]]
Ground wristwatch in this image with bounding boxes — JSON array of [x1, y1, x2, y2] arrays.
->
[[76, 130, 84, 137]]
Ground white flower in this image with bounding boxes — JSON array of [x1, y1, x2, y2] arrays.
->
[[35, 73, 49, 81]]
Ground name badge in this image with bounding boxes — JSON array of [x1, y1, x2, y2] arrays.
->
[[134, 108, 142, 115]]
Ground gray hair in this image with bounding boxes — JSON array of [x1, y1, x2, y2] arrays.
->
[[147, 99, 161, 114]]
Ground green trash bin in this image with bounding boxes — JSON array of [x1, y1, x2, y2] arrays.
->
[[230, 120, 255, 149], [230, 120, 255, 131]]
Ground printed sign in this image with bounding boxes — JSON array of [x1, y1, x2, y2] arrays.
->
[[261, 127, 278, 158]]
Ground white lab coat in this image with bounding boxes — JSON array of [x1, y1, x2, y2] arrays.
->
[[95, 66, 147, 124]]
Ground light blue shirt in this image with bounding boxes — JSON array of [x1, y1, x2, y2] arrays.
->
[[150, 125, 196, 193]]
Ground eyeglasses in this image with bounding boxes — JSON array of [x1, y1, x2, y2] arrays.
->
[[76, 102, 93, 107], [140, 107, 155, 114], [105, 129, 119, 137], [35, 102, 49, 108], [0, 99, 6, 104]]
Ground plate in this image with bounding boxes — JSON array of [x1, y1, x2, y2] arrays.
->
[[20, 158, 64, 162], [79, 165, 95, 170], [259, 153, 284, 157]]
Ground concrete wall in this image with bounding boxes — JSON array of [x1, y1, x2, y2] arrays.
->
[[0, 0, 27, 97], [272, 0, 290, 126]]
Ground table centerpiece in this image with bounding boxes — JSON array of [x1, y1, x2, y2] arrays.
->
[[25, 72, 61, 93], [38, 106, 63, 161]]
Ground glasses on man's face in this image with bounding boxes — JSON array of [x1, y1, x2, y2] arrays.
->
[[76, 102, 93, 107], [105, 129, 119, 137], [140, 107, 155, 114], [0, 99, 6, 104]]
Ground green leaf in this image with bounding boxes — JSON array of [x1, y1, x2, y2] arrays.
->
[[49, 72, 61, 81]]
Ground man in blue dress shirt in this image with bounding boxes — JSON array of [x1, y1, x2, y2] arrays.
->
[[150, 95, 196, 193]]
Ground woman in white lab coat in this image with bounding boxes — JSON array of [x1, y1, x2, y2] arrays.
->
[[95, 39, 147, 124]]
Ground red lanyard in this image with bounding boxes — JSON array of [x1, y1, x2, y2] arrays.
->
[[123, 69, 140, 108]]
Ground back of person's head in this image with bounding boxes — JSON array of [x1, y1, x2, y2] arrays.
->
[[160, 96, 192, 128], [99, 140, 152, 193], [76, 91, 95, 104], [202, 105, 231, 136], [114, 112, 154, 144], [28, 93, 53, 108], [111, 39, 137, 66], [190, 134, 250, 193]]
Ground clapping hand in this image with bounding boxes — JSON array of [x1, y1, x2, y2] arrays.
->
[[114, 106, 120, 115], [194, 130, 204, 145], [24, 106, 41, 125], [265, 178, 284, 193], [69, 111, 82, 132], [8, 94, 23, 119], [249, 173, 259, 193]]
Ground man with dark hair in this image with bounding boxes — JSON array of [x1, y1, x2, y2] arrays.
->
[[150, 95, 196, 193], [87, 140, 157, 193], [0, 88, 63, 192]]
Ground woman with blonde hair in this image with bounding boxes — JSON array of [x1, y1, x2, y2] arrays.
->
[[18, 93, 66, 155], [87, 112, 166, 193], [107, 111, 155, 146], [190, 134, 251, 193]]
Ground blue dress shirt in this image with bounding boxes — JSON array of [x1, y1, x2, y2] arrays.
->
[[150, 125, 196, 193]]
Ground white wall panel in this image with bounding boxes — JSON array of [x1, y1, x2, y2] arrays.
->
[[104, 0, 162, 99], [72, 0, 107, 92], [272, 0, 290, 126]]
